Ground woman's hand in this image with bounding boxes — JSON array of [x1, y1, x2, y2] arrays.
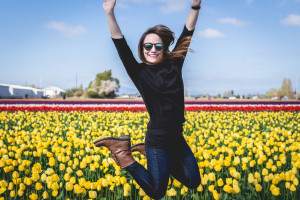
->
[[192, 0, 202, 7], [103, 0, 116, 14]]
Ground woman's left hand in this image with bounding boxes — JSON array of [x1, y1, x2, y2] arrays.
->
[[192, 0, 202, 7]]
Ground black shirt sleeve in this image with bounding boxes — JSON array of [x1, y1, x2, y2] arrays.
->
[[172, 25, 195, 71], [112, 37, 140, 81]]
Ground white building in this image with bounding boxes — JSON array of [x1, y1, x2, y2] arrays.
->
[[44, 86, 65, 98], [0, 83, 44, 99], [0, 84, 65, 99]]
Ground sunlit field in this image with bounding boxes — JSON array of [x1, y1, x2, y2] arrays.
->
[[0, 106, 299, 199]]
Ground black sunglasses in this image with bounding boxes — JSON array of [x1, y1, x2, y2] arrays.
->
[[143, 43, 164, 51]]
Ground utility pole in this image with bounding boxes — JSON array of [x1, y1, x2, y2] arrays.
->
[[296, 76, 298, 100], [188, 80, 191, 97], [40, 76, 42, 89], [76, 73, 78, 89]]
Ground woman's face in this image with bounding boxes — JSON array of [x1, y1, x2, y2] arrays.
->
[[143, 33, 164, 64]]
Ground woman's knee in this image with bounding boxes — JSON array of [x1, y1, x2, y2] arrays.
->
[[146, 188, 167, 200]]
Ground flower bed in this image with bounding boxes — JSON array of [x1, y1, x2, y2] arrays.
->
[[0, 110, 299, 199], [0, 105, 300, 112]]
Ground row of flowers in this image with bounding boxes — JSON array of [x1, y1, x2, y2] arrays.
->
[[0, 105, 300, 112], [1, 100, 299, 105]]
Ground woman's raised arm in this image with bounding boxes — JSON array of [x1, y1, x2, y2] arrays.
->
[[103, 0, 123, 39], [185, 0, 202, 31]]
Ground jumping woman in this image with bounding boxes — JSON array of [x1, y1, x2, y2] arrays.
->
[[94, 0, 202, 199]]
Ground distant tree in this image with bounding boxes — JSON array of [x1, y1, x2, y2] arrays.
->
[[85, 70, 120, 98], [223, 90, 234, 98], [265, 88, 278, 99], [66, 84, 84, 98], [236, 94, 240, 99], [279, 78, 293, 99]]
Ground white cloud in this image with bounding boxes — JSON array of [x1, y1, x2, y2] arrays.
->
[[45, 21, 87, 38], [281, 14, 300, 26], [218, 18, 247, 27], [246, 0, 253, 5], [118, 0, 189, 14], [197, 29, 225, 39], [157, 0, 189, 14]]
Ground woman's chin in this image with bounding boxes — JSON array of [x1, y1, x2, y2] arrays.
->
[[146, 59, 158, 64]]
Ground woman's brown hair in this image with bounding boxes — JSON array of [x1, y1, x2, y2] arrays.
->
[[138, 25, 192, 65]]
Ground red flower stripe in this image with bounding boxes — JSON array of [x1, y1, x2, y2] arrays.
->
[[0, 106, 300, 112]]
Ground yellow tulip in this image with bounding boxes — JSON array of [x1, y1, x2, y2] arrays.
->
[[17, 189, 24, 197], [74, 184, 82, 194], [24, 177, 32, 186], [285, 182, 291, 189], [64, 173, 70, 182], [8, 182, 14, 190], [45, 168, 55, 176], [166, 188, 177, 197], [208, 185, 215, 192], [66, 167, 73, 174], [40, 173, 47, 182], [262, 168, 268, 176], [0, 180, 8, 188], [290, 184, 296, 191], [123, 183, 131, 197], [31, 172, 39, 182], [217, 178, 224, 187], [173, 179, 181, 188], [12, 171, 19, 179], [52, 190, 58, 197], [76, 170, 83, 177], [271, 186, 280, 196], [10, 190, 16, 197], [35, 182, 42, 190], [208, 173, 216, 182], [226, 178, 233, 185], [66, 182, 73, 191], [139, 188, 146, 196], [232, 185, 240, 194], [51, 182, 59, 190], [59, 163, 65, 171], [29, 193, 38, 200], [197, 184, 203, 192], [89, 190, 97, 199], [293, 178, 299, 186], [255, 184, 262, 192], [0, 188, 6, 194], [223, 185, 232, 193], [69, 176, 76, 184], [212, 190, 220, 200]]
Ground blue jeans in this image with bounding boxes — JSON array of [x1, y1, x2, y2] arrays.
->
[[126, 134, 200, 199]]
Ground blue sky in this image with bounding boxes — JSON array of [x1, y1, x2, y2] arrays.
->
[[0, 0, 300, 96]]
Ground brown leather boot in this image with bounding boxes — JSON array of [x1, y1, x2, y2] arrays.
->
[[130, 143, 146, 156], [94, 135, 136, 169]]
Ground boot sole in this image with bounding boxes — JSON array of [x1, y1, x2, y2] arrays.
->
[[93, 135, 130, 147], [131, 143, 145, 148]]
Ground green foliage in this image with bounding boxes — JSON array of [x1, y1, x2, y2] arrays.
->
[[95, 70, 120, 86], [66, 84, 84, 98], [85, 70, 120, 98], [280, 78, 293, 99], [265, 88, 278, 99]]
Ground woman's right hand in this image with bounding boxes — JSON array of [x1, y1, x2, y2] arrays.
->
[[103, 0, 116, 14]]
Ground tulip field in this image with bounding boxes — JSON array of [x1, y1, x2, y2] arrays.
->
[[0, 100, 300, 200]]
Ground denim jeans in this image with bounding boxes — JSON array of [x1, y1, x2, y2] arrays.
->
[[126, 133, 200, 199]]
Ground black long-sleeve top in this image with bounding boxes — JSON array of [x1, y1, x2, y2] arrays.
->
[[112, 26, 194, 132]]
